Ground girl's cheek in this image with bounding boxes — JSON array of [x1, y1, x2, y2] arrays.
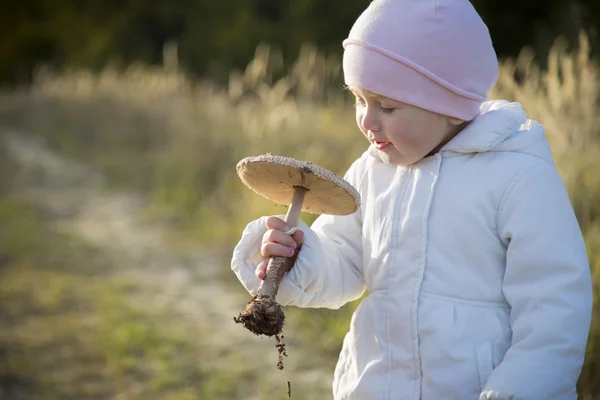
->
[[395, 130, 418, 148]]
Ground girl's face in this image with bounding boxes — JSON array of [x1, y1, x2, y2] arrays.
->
[[351, 87, 465, 166]]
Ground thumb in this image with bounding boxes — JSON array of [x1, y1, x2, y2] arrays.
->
[[292, 230, 304, 247], [255, 259, 268, 280]]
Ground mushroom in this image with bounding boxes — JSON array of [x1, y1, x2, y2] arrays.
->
[[233, 154, 361, 337]]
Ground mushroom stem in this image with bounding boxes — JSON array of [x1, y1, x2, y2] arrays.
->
[[259, 186, 307, 299], [234, 186, 308, 337]]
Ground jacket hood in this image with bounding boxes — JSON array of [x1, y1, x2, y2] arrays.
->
[[368, 100, 555, 165], [442, 100, 554, 164]]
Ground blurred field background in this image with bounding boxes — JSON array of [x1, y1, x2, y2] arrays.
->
[[1, 1, 600, 399]]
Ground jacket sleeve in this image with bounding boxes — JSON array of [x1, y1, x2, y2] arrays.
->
[[481, 162, 593, 400], [231, 156, 367, 309]]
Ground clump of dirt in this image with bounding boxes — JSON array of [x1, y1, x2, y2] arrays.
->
[[233, 295, 285, 336]]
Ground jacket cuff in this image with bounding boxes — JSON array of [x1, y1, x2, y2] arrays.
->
[[230, 216, 269, 295], [230, 216, 310, 305]]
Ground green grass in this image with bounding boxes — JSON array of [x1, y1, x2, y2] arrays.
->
[[0, 198, 206, 399]]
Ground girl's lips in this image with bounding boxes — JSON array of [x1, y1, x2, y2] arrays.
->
[[374, 141, 392, 150]]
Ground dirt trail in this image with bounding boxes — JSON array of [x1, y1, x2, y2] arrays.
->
[[1, 129, 331, 399]]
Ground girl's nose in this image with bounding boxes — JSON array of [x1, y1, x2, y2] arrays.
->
[[360, 107, 381, 133]]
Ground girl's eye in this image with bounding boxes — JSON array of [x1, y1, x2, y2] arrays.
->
[[380, 105, 395, 114]]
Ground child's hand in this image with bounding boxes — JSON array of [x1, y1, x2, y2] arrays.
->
[[256, 216, 304, 280]]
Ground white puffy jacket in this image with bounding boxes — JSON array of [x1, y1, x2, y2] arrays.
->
[[231, 100, 593, 400]]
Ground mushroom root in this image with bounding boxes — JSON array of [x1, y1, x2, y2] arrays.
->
[[234, 294, 285, 336]]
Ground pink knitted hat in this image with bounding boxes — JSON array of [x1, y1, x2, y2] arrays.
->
[[343, 0, 499, 121]]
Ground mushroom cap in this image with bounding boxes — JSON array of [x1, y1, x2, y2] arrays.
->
[[236, 154, 361, 215]]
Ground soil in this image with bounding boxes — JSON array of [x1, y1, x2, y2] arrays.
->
[[234, 295, 285, 336]]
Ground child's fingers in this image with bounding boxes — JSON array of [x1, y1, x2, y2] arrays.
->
[[256, 229, 303, 280], [261, 241, 297, 259], [263, 228, 298, 249], [258, 218, 304, 276], [266, 216, 289, 231], [255, 259, 267, 280]]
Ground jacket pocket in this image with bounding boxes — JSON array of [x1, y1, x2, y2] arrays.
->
[[476, 342, 494, 391]]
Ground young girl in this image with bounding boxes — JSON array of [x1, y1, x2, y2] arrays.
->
[[231, 0, 593, 399]]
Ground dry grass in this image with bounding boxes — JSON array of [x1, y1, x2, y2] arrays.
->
[[0, 35, 599, 398]]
